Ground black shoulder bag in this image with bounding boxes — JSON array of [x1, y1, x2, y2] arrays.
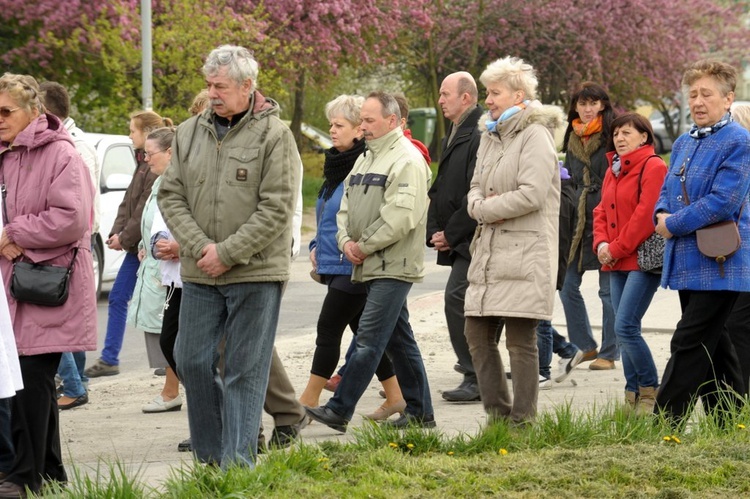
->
[[1, 183, 78, 306]]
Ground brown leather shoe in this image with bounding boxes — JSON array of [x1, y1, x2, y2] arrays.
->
[[589, 358, 615, 370], [580, 349, 598, 362]]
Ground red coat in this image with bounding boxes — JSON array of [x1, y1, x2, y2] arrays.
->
[[592, 145, 667, 271]]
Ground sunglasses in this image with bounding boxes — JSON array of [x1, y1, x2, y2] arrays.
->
[[0, 107, 20, 118]]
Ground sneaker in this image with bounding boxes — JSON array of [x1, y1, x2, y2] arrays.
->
[[555, 349, 584, 383], [84, 359, 119, 378], [539, 375, 551, 390]]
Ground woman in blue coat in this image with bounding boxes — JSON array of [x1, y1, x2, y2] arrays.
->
[[654, 60, 750, 426]]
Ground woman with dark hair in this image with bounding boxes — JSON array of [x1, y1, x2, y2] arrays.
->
[[559, 82, 619, 370], [593, 113, 667, 414], [655, 60, 750, 426]]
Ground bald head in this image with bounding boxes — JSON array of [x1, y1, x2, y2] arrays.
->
[[439, 71, 478, 124]]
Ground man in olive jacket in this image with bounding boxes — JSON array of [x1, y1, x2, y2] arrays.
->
[[158, 45, 300, 468], [427, 72, 484, 402], [306, 92, 435, 432]]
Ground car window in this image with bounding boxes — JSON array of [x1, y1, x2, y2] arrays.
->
[[100, 145, 136, 189]]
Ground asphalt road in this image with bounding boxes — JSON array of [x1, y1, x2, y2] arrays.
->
[[95, 247, 450, 373]]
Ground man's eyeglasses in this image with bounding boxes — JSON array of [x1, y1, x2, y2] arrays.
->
[[144, 150, 165, 159], [0, 107, 20, 118]]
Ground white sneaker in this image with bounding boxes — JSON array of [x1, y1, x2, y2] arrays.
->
[[555, 349, 585, 383], [539, 375, 552, 390]]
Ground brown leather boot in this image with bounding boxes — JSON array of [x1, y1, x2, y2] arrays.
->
[[636, 386, 657, 416], [624, 390, 637, 413]]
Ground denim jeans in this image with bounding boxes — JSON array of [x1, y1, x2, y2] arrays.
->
[[559, 256, 618, 360], [326, 279, 433, 421], [553, 329, 578, 358], [0, 397, 12, 473], [101, 252, 140, 366], [57, 352, 87, 398], [609, 271, 661, 392], [175, 281, 281, 469], [537, 320, 553, 379]]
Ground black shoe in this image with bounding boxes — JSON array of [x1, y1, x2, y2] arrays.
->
[[58, 393, 88, 411], [382, 413, 436, 429], [305, 406, 348, 433], [270, 425, 298, 448], [0, 480, 26, 498], [177, 438, 191, 452], [442, 380, 480, 402]]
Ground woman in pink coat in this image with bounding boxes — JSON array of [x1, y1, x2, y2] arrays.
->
[[0, 73, 96, 497]]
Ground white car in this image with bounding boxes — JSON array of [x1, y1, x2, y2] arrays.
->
[[84, 133, 136, 298]]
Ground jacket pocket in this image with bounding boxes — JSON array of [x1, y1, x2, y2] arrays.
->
[[486, 229, 542, 282], [396, 185, 417, 209], [225, 147, 260, 187]]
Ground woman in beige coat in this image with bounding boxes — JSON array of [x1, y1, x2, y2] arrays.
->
[[465, 56, 562, 425]]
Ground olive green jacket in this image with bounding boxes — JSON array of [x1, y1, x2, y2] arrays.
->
[[158, 94, 300, 284]]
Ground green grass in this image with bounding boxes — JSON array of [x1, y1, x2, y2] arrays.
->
[[48, 394, 750, 498]]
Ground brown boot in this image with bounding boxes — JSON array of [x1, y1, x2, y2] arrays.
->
[[624, 390, 637, 413], [636, 386, 657, 416]]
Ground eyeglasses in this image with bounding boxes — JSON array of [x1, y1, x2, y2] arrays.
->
[[144, 150, 165, 159], [0, 107, 20, 118]]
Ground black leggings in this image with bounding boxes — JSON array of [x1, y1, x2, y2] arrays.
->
[[311, 286, 395, 381], [159, 285, 182, 376]]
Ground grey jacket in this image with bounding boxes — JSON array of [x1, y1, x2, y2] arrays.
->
[[158, 93, 301, 284]]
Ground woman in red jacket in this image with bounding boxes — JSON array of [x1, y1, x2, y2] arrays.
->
[[593, 113, 667, 415]]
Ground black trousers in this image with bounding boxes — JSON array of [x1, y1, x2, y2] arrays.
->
[[656, 290, 744, 425], [724, 291, 750, 396], [159, 285, 182, 375], [6, 353, 65, 494], [312, 286, 395, 381]]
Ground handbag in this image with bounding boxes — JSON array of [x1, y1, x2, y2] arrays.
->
[[10, 247, 78, 306], [682, 179, 742, 278], [309, 268, 325, 285], [635, 156, 665, 273], [637, 232, 666, 273]]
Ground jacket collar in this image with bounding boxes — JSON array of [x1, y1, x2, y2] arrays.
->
[[605, 144, 657, 174], [443, 105, 483, 153], [364, 126, 403, 157]]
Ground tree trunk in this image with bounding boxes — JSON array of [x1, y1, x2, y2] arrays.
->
[[291, 70, 305, 149]]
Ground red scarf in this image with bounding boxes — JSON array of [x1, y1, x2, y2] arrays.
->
[[572, 115, 603, 143]]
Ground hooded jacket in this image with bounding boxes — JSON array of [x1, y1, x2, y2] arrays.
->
[[0, 113, 97, 355], [465, 102, 562, 320], [158, 92, 301, 284], [336, 126, 431, 283]]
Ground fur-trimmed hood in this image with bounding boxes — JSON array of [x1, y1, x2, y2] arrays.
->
[[478, 100, 564, 137]]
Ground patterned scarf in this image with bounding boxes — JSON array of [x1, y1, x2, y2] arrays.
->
[[611, 154, 622, 177], [688, 112, 732, 139], [318, 139, 366, 201], [485, 100, 529, 132], [572, 115, 603, 143]]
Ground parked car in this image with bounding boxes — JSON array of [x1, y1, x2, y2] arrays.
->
[[84, 133, 136, 298]]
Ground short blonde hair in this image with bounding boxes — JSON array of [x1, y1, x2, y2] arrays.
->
[[479, 56, 538, 100], [733, 104, 750, 131], [0, 73, 43, 113], [325, 94, 365, 125]]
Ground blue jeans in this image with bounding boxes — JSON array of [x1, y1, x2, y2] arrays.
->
[[609, 271, 660, 392], [101, 252, 140, 366], [0, 397, 12, 473], [175, 281, 281, 469], [537, 321, 578, 379], [57, 352, 87, 398], [326, 279, 433, 421], [560, 256, 618, 360], [553, 329, 578, 358]]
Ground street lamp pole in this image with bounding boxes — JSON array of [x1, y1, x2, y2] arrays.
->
[[141, 0, 153, 111]]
